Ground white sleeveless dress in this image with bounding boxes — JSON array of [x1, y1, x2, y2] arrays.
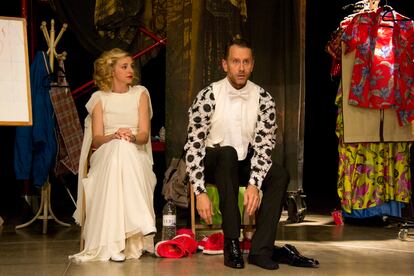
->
[[70, 86, 157, 262]]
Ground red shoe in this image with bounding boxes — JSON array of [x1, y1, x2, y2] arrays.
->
[[197, 236, 209, 251], [155, 240, 186, 258], [176, 228, 195, 239], [240, 238, 251, 254], [202, 232, 224, 255], [173, 234, 198, 255]]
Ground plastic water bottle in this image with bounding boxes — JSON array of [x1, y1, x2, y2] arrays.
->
[[162, 200, 176, 240], [159, 126, 166, 142]]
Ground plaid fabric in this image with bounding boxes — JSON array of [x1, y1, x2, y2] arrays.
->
[[49, 61, 83, 176]]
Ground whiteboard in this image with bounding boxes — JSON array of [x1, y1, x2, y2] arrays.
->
[[0, 17, 32, 126]]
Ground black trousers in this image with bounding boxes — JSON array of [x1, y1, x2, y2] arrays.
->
[[204, 146, 289, 257]]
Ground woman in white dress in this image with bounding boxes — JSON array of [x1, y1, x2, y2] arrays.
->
[[70, 48, 157, 262]]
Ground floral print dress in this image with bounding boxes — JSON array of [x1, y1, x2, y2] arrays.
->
[[336, 87, 411, 213]]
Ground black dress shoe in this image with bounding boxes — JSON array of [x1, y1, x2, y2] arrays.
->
[[224, 238, 244, 269], [248, 255, 279, 270], [272, 244, 319, 268]]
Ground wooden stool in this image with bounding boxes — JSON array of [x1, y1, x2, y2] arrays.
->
[[190, 184, 258, 236]]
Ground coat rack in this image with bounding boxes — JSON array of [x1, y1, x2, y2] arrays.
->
[[40, 19, 68, 72], [15, 19, 70, 234]]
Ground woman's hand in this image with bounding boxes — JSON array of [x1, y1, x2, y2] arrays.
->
[[114, 128, 135, 142]]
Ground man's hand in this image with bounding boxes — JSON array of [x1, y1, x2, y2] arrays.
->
[[244, 184, 260, 216], [196, 193, 213, 225]]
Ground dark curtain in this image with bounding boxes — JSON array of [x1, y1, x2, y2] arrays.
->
[[49, 0, 165, 66], [166, 0, 245, 157], [246, 1, 305, 191], [50, 0, 143, 55], [166, 0, 306, 191], [165, 0, 193, 157], [200, 0, 245, 86]]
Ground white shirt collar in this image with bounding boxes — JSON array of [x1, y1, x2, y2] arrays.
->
[[224, 77, 250, 100]]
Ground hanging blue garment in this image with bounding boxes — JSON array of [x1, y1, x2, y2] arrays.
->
[[14, 51, 57, 187]]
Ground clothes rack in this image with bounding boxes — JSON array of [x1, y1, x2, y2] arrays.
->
[[326, 3, 413, 221], [15, 20, 71, 234]]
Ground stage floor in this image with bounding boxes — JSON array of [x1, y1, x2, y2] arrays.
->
[[0, 212, 413, 276]]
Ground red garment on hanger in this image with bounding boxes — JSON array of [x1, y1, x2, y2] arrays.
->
[[342, 8, 414, 122]]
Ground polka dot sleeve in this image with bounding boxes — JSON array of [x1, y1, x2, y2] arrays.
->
[[249, 89, 277, 190], [184, 85, 215, 195]]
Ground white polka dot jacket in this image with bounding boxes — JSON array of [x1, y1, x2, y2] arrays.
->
[[184, 80, 278, 195]]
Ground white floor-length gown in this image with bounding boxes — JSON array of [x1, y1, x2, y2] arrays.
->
[[70, 85, 157, 262]]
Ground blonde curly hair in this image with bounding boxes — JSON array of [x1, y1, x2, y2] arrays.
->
[[93, 48, 137, 92]]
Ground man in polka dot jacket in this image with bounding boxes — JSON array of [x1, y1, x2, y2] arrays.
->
[[184, 37, 290, 270]]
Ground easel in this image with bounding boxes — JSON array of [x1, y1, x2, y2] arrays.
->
[[15, 20, 70, 234]]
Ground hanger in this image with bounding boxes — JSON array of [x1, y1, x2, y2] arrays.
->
[[381, 0, 412, 22], [342, 1, 365, 13], [381, 6, 411, 22], [43, 52, 71, 88], [43, 72, 71, 89], [342, 0, 377, 20]]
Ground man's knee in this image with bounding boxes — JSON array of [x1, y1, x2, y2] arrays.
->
[[205, 146, 239, 183], [266, 163, 290, 192], [277, 165, 290, 188]]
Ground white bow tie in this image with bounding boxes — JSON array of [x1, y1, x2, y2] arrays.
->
[[228, 90, 249, 100]]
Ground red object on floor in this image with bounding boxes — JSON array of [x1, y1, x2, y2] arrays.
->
[[176, 228, 195, 239], [173, 234, 198, 255], [197, 236, 208, 251], [332, 210, 344, 225], [202, 232, 224, 255], [155, 240, 186, 258]]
